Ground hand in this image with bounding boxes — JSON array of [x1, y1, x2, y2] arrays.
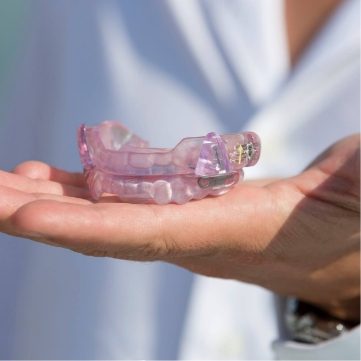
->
[[0, 135, 359, 322]]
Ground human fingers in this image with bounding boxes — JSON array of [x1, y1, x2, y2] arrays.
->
[[13, 160, 86, 187], [0, 185, 91, 234], [7, 182, 277, 261], [0, 169, 89, 198], [7, 199, 165, 259]]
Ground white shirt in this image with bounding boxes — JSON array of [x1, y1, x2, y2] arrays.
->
[[0, 0, 359, 359]]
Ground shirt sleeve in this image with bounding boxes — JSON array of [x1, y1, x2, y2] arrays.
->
[[272, 326, 360, 360]]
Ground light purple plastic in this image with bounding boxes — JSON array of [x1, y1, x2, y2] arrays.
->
[[77, 121, 261, 204]]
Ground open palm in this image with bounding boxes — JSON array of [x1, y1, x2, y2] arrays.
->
[[0, 134, 359, 320]]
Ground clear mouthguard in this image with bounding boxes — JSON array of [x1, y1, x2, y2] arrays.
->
[[78, 121, 261, 204]]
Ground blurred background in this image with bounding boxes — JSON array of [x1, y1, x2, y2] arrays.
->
[[0, 0, 359, 359]]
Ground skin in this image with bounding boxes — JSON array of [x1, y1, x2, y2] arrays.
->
[[0, 0, 359, 324], [285, 0, 342, 64], [0, 135, 359, 322]]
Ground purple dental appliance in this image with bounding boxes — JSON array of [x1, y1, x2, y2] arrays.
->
[[78, 121, 261, 204]]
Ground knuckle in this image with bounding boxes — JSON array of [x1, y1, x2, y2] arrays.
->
[[136, 240, 170, 261], [10, 202, 38, 234], [78, 248, 109, 258], [70, 241, 170, 261], [147, 205, 181, 260]]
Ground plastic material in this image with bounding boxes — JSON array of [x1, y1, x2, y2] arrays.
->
[[78, 121, 261, 204]]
